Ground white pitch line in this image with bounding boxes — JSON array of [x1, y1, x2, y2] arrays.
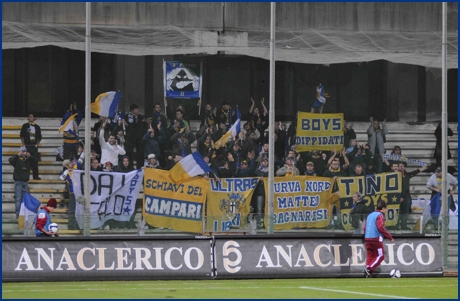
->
[[300, 286, 418, 299]]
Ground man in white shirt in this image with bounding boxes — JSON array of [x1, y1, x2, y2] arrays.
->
[[426, 166, 458, 230], [426, 166, 458, 198], [99, 120, 126, 167]]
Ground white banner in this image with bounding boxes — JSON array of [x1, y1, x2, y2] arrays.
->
[[73, 169, 144, 229]]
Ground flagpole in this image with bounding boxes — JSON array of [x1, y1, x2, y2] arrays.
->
[[199, 60, 203, 115], [440, 1, 448, 266], [163, 59, 167, 115], [83, 2, 92, 236], [267, 2, 276, 234]]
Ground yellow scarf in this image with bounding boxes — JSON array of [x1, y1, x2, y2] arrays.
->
[[329, 166, 341, 173]]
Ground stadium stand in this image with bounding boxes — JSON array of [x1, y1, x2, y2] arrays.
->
[[2, 117, 457, 267]]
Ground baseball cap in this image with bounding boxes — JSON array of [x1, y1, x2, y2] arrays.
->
[[307, 161, 314, 166], [285, 156, 294, 161], [435, 166, 442, 173], [47, 198, 58, 208], [241, 160, 248, 165], [105, 161, 113, 166], [261, 157, 268, 162], [62, 159, 72, 167], [148, 154, 156, 160]]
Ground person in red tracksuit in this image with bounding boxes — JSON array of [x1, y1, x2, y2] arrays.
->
[[364, 200, 394, 278]]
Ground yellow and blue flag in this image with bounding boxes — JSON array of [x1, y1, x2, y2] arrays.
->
[[58, 113, 78, 134], [91, 91, 122, 118], [316, 83, 330, 104], [169, 151, 212, 183], [215, 106, 241, 148]]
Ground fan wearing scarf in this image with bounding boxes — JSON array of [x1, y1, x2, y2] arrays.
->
[[20, 113, 42, 180], [324, 148, 350, 178], [305, 161, 317, 176], [276, 156, 299, 177]]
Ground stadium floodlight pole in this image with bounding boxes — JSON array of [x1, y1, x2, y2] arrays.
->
[[441, 2, 448, 266], [83, 2, 92, 236], [267, 2, 276, 234]]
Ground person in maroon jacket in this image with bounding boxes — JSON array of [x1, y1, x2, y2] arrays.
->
[[35, 198, 59, 238], [364, 200, 394, 278]]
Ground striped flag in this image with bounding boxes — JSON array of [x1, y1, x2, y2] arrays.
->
[[214, 106, 241, 149], [18, 192, 41, 230], [58, 113, 78, 134], [316, 83, 330, 104], [169, 151, 212, 183], [91, 91, 122, 118]]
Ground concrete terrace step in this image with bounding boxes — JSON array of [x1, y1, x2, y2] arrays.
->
[[2, 160, 63, 166], [2, 166, 62, 173], [2, 179, 64, 185], [2, 194, 68, 200], [1, 188, 67, 194]]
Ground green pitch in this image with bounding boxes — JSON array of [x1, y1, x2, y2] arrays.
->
[[2, 277, 458, 299]]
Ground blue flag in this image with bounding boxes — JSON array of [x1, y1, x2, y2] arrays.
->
[[18, 192, 41, 230]]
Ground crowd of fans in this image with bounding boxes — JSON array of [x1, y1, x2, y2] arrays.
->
[[11, 99, 456, 231], [60, 99, 408, 180]]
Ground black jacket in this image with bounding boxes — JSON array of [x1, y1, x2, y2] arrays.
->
[[9, 155, 38, 182], [350, 200, 371, 229]]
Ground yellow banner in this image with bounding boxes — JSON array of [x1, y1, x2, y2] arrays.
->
[[264, 176, 339, 229], [143, 168, 209, 233], [206, 177, 259, 232], [295, 112, 344, 152], [336, 172, 402, 230]]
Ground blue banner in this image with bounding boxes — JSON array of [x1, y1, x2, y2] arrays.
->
[[164, 61, 201, 99]]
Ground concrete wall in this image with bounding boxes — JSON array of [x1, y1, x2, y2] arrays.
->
[[3, 2, 456, 31], [2, 2, 224, 29], [226, 2, 456, 31]]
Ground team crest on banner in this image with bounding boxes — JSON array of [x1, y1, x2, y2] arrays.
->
[[143, 168, 209, 233], [72, 169, 144, 229], [295, 112, 344, 152], [264, 176, 339, 230], [220, 193, 244, 218], [163, 61, 202, 99], [336, 173, 402, 231], [207, 178, 259, 232]]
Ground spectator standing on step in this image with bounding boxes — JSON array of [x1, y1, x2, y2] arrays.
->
[[20, 113, 42, 180], [426, 166, 458, 230], [433, 122, 456, 173], [367, 117, 388, 173], [124, 104, 144, 168], [59, 159, 82, 230], [99, 120, 126, 168], [9, 147, 39, 218], [397, 162, 427, 230], [60, 102, 83, 161]]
